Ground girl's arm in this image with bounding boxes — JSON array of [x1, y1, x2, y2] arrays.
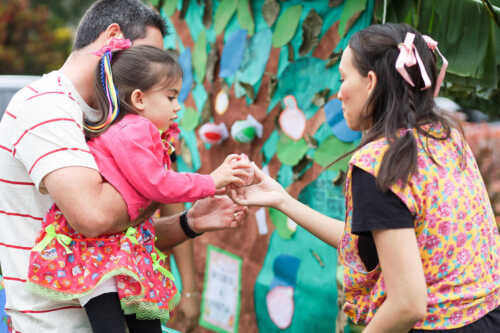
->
[[230, 163, 345, 248], [363, 228, 427, 333]]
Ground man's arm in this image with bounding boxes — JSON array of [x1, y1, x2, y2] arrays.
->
[[154, 195, 247, 250], [43, 166, 130, 237]]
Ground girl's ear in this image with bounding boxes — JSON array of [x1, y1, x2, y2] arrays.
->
[[130, 89, 146, 112], [367, 70, 377, 95]]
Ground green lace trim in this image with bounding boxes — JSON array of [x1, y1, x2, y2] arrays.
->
[[27, 268, 143, 301]]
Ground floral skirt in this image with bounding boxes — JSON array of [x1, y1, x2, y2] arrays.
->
[[28, 204, 179, 321]]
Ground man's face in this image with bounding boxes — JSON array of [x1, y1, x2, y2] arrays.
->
[[132, 26, 164, 49]]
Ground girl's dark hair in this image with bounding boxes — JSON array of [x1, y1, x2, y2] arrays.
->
[[336, 23, 462, 191], [86, 45, 182, 137]]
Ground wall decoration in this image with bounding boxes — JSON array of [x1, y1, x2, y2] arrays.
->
[[279, 95, 306, 141], [198, 123, 229, 145], [230, 115, 263, 143], [199, 245, 242, 333]]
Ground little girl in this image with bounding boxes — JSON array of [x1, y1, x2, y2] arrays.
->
[[27, 44, 251, 333]]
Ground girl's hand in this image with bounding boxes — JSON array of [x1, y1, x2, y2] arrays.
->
[[228, 162, 289, 209], [210, 154, 253, 189]]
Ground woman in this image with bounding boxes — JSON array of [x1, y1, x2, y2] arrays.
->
[[230, 23, 500, 332]]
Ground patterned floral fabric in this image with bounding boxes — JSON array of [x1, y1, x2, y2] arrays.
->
[[339, 124, 500, 330], [27, 205, 179, 322]]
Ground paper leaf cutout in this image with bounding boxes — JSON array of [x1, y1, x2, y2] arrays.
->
[[149, 0, 160, 7], [324, 98, 361, 142], [269, 207, 294, 239], [193, 30, 207, 83], [237, 0, 255, 36], [277, 134, 308, 166], [238, 81, 255, 101], [180, 107, 200, 131], [206, 47, 219, 83], [178, 48, 193, 103], [203, 0, 213, 28], [313, 135, 356, 172], [338, 0, 366, 38], [299, 9, 323, 56], [219, 29, 248, 78], [163, 0, 177, 16], [262, 0, 280, 27], [272, 4, 303, 48], [214, 0, 238, 35]]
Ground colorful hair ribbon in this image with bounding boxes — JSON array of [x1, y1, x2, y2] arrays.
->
[[422, 35, 448, 97], [395, 32, 431, 91], [85, 38, 131, 133]]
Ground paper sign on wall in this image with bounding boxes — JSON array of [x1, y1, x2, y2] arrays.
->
[[200, 245, 242, 333]]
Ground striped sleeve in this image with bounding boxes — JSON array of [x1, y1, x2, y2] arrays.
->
[[11, 95, 98, 192]]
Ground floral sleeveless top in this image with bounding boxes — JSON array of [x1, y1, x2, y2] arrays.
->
[[339, 125, 500, 330]]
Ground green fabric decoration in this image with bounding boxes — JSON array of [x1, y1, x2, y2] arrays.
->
[[192, 83, 208, 114], [262, 129, 279, 162], [271, 4, 303, 48], [237, 0, 255, 36], [338, 0, 367, 38], [180, 107, 200, 131], [193, 30, 207, 83], [313, 135, 357, 172], [277, 164, 293, 189], [276, 134, 308, 166], [214, 0, 238, 35], [32, 224, 72, 254], [163, 0, 178, 17], [269, 207, 294, 240]]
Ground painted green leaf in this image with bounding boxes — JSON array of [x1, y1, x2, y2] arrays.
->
[[269, 207, 294, 239], [262, 0, 280, 27], [338, 0, 366, 38], [237, 0, 255, 36], [272, 4, 303, 48], [214, 0, 238, 35], [180, 107, 200, 131], [299, 9, 323, 56], [193, 30, 207, 83], [313, 135, 356, 172], [276, 133, 308, 166], [163, 0, 177, 17], [149, 0, 160, 7]]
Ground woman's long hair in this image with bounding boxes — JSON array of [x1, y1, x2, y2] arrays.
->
[[334, 23, 462, 191], [85, 45, 182, 138]]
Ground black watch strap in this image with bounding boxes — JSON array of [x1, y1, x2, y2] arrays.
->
[[180, 210, 203, 238]]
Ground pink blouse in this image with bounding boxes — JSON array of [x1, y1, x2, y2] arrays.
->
[[88, 114, 215, 220]]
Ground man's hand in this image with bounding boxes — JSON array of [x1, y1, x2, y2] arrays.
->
[[188, 195, 248, 234]]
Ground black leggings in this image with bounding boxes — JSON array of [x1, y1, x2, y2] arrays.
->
[[84, 292, 162, 333]]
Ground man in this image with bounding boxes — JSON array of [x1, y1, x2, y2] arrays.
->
[[0, 1, 245, 332]]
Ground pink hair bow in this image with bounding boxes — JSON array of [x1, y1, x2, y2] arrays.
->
[[422, 35, 448, 97], [92, 37, 132, 57], [395, 32, 432, 92]]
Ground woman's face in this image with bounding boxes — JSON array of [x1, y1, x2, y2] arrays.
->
[[338, 46, 374, 131]]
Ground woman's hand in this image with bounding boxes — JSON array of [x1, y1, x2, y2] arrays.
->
[[228, 163, 290, 209]]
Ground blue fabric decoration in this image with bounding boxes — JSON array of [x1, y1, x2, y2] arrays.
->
[[324, 98, 361, 142], [269, 254, 301, 289], [234, 28, 272, 97], [178, 48, 193, 103], [219, 29, 248, 78]]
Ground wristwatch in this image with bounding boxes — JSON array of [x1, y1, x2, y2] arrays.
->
[[180, 210, 203, 238]]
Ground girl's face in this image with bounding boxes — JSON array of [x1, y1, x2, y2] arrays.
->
[[139, 79, 182, 131], [338, 46, 375, 131]]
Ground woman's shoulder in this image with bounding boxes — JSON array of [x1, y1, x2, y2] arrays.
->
[[351, 137, 389, 166]]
